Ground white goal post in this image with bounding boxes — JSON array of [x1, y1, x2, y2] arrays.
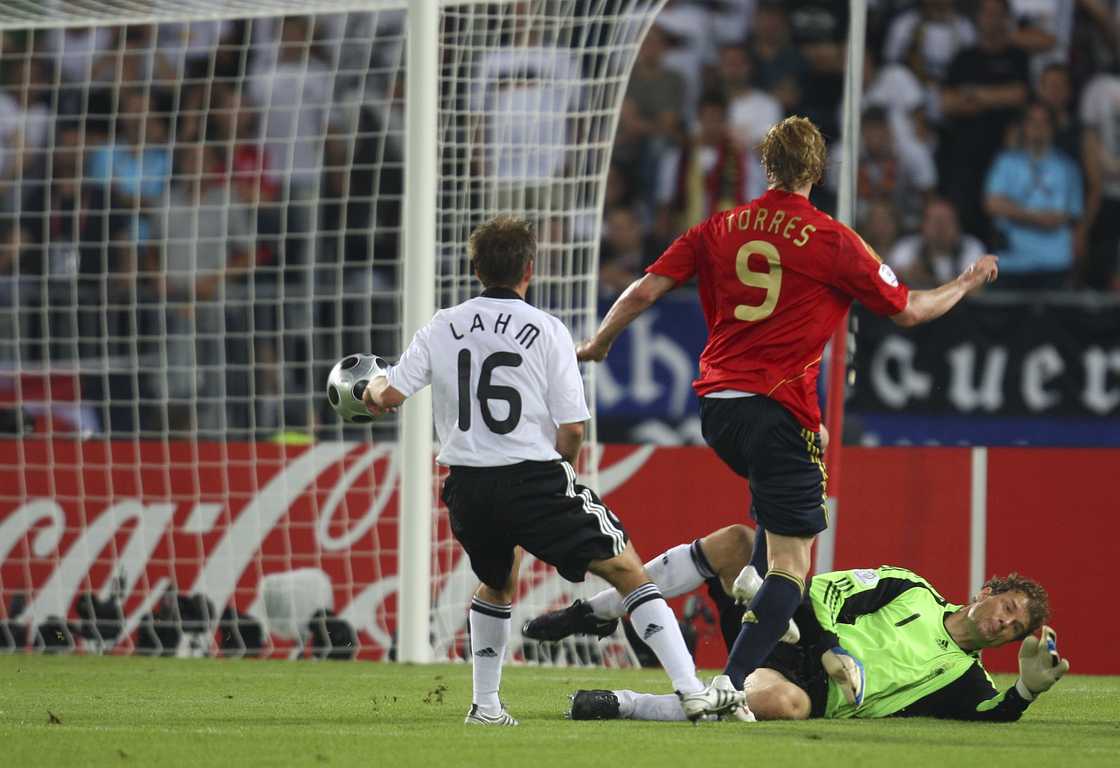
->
[[398, 0, 437, 666], [0, 0, 668, 663], [400, 0, 671, 663]]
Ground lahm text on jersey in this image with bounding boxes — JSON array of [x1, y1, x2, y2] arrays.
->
[[449, 312, 541, 350]]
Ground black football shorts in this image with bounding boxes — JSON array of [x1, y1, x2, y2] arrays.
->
[[759, 639, 830, 718], [441, 460, 628, 590], [699, 395, 828, 537]]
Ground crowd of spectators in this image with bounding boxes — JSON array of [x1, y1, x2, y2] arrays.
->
[[2, 1, 1120, 439], [0, 14, 405, 436], [602, 0, 1120, 294]]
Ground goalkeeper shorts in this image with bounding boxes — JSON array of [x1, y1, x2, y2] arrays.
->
[[761, 641, 830, 719]]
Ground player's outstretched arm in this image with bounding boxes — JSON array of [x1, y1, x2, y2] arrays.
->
[[890, 255, 998, 328], [901, 626, 1070, 721], [577, 273, 676, 362], [363, 322, 433, 416]]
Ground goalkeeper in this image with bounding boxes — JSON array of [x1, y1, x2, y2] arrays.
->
[[564, 556, 1067, 722]]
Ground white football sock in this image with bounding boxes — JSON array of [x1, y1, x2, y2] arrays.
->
[[588, 541, 713, 620], [586, 584, 625, 620], [469, 597, 511, 714], [616, 690, 688, 721], [623, 583, 702, 694]]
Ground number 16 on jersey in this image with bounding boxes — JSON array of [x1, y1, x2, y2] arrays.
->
[[457, 350, 524, 435]]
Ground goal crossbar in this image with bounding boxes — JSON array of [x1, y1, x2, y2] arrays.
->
[[1, 0, 532, 32]]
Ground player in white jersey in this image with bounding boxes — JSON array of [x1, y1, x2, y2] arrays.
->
[[363, 216, 745, 725]]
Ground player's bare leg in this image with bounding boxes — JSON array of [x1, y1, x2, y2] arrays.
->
[[744, 668, 812, 720], [693, 524, 755, 593], [588, 542, 744, 721], [695, 525, 798, 643], [465, 548, 522, 726], [568, 666, 808, 723], [571, 667, 811, 722], [524, 525, 754, 641], [525, 525, 797, 642]]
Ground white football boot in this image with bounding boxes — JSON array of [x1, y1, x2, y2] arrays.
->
[[678, 675, 746, 722], [464, 704, 519, 726]]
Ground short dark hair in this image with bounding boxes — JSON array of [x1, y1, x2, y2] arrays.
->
[[469, 215, 536, 288], [983, 572, 1051, 640]]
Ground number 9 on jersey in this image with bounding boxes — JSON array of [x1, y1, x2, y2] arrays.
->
[[326, 353, 389, 424]]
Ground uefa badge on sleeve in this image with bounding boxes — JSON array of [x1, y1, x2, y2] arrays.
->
[[878, 263, 899, 287]]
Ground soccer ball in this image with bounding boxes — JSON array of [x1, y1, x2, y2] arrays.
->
[[326, 353, 389, 424]]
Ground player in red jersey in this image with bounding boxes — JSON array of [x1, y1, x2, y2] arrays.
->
[[578, 116, 998, 702]]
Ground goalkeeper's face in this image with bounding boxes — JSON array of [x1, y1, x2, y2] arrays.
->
[[965, 589, 1031, 648]]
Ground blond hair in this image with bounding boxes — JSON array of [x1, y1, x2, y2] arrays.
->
[[759, 116, 827, 192]]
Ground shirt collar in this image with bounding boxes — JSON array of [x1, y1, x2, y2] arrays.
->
[[942, 606, 979, 657], [762, 188, 811, 205], [480, 286, 526, 302]]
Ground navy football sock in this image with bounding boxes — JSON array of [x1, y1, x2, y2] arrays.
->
[[749, 524, 768, 576], [722, 569, 804, 690]]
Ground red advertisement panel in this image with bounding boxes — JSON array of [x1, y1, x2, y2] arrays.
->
[[833, 448, 972, 606], [0, 441, 1113, 674], [982, 449, 1112, 675]]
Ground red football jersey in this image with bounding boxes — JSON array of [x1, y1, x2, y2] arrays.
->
[[647, 188, 910, 430]]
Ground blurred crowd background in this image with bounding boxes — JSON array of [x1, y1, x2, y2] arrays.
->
[[602, 0, 1120, 295], [0, 0, 1118, 441], [0, 12, 407, 436]]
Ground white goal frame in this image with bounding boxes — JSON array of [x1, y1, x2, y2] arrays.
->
[[398, 0, 437, 665], [397, 0, 670, 663], [0, 0, 677, 664]]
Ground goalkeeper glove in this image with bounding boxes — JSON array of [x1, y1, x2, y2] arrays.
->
[[821, 646, 866, 708], [1015, 625, 1070, 701]]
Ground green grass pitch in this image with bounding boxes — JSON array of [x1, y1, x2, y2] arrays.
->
[[2, 656, 1118, 767]]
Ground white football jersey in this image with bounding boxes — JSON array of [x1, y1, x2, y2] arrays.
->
[[386, 288, 590, 467]]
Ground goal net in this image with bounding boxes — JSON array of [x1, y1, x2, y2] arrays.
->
[[0, 0, 665, 662]]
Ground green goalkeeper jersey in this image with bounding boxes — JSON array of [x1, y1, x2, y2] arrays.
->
[[807, 565, 1031, 721]]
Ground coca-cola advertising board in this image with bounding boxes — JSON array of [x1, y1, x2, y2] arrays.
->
[[1, 440, 1114, 673]]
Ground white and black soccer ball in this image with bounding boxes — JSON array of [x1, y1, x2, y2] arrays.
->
[[326, 353, 389, 424]]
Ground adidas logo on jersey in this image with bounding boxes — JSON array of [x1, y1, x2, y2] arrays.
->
[[475, 647, 498, 657], [937, 639, 949, 650], [642, 623, 663, 640]]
